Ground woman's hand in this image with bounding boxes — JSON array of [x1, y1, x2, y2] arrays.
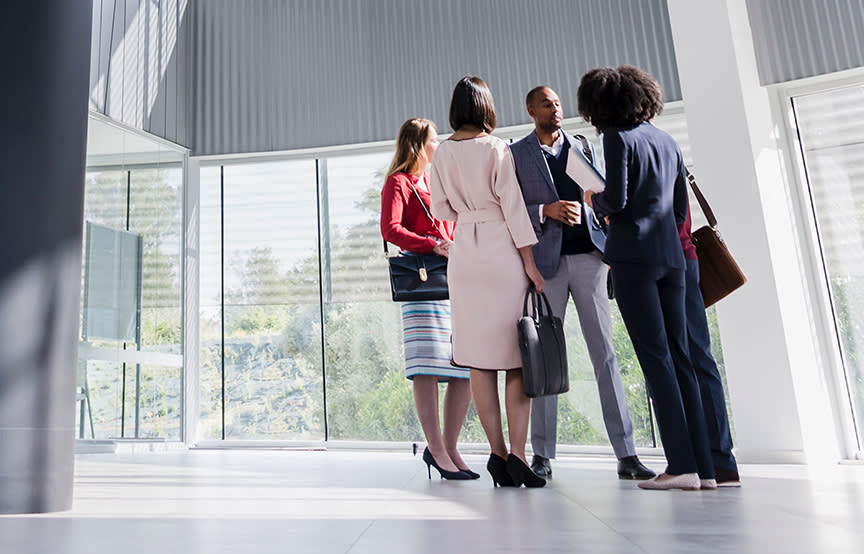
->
[[526, 264, 545, 293], [432, 239, 452, 258], [517, 245, 544, 292]]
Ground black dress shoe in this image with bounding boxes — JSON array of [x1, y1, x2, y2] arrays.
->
[[714, 468, 741, 487], [530, 455, 552, 478], [617, 456, 656, 480]]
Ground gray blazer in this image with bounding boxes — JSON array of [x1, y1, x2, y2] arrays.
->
[[510, 130, 607, 279]]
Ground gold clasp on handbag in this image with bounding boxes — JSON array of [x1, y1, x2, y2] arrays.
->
[[419, 268, 428, 282]]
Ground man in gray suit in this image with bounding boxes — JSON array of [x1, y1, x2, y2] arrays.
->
[[510, 86, 654, 480]]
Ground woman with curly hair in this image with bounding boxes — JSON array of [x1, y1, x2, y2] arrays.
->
[[579, 66, 715, 491]]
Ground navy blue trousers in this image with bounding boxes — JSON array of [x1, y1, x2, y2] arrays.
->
[[611, 262, 714, 478], [685, 258, 738, 472]]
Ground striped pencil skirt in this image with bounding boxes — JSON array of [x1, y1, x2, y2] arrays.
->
[[401, 300, 470, 381]]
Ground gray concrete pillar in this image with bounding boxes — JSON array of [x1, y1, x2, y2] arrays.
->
[[0, 2, 93, 513]]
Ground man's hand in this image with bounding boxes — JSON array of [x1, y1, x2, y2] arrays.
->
[[542, 200, 581, 226], [583, 190, 595, 209]]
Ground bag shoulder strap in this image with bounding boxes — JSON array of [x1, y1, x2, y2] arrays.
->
[[574, 134, 593, 164], [686, 168, 718, 228], [406, 179, 443, 234], [383, 175, 446, 256]]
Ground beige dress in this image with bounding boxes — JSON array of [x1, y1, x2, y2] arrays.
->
[[430, 136, 538, 370]]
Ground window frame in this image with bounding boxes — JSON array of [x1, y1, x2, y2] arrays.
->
[[768, 67, 864, 459]]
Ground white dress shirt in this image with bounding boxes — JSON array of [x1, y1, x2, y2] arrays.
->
[[538, 132, 566, 223]]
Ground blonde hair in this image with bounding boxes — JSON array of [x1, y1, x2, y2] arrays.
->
[[387, 118, 436, 177]]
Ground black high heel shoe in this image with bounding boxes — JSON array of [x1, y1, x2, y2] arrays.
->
[[423, 447, 471, 480], [487, 453, 517, 487], [507, 454, 547, 488], [458, 466, 481, 479]]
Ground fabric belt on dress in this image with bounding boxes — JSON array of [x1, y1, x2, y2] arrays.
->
[[457, 207, 504, 224]]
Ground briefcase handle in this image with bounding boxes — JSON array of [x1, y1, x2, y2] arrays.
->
[[522, 287, 555, 323], [685, 169, 717, 228]]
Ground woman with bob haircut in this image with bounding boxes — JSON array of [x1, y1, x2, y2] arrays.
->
[[381, 118, 475, 481], [429, 76, 546, 488], [579, 66, 715, 491]]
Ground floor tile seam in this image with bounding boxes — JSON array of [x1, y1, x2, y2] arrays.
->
[[343, 519, 378, 554]]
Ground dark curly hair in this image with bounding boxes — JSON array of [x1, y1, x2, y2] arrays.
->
[[577, 65, 664, 132], [449, 76, 497, 133]]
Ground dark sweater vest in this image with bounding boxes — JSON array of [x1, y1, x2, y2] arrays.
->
[[544, 139, 597, 255]]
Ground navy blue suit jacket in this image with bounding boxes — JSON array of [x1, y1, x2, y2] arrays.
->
[[510, 130, 606, 279], [591, 122, 688, 269]]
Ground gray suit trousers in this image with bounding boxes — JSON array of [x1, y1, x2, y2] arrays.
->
[[530, 252, 637, 459]]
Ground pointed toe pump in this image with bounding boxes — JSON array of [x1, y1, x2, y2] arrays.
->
[[423, 447, 471, 480], [486, 453, 517, 487], [458, 466, 481, 479], [506, 454, 547, 488]]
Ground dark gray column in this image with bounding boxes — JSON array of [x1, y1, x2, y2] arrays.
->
[[0, 2, 93, 513]]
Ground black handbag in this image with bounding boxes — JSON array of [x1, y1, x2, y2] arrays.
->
[[385, 181, 449, 302], [517, 289, 569, 398], [386, 248, 449, 301]]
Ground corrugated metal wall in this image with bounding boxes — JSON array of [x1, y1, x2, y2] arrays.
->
[[89, 0, 191, 147], [189, 0, 682, 156], [747, 0, 864, 85], [88, 1, 864, 154]]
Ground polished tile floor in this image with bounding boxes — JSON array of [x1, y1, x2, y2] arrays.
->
[[2, 450, 863, 554]]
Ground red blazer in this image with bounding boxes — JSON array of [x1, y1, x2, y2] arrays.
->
[[380, 171, 455, 254]]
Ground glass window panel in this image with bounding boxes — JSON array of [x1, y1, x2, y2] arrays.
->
[[75, 360, 124, 439], [79, 164, 129, 440], [793, 85, 864, 443], [221, 160, 324, 440], [324, 153, 394, 303], [129, 164, 183, 355], [82, 169, 128, 229], [199, 165, 224, 439], [322, 153, 425, 441], [79, 117, 186, 441], [558, 305, 654, 447], [134, 364, 183, 438]]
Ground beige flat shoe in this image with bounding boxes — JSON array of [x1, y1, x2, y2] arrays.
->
[[700, 479, 718, 490], [637, 472, 701, 491]]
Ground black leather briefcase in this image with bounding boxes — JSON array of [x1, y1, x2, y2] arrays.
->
[[517, 289, 569, 398]]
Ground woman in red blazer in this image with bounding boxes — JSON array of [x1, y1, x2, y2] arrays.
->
[[381, 118, 474, 480]]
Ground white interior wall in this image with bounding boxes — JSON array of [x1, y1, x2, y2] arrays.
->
[[667, 0, 849, 464]]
